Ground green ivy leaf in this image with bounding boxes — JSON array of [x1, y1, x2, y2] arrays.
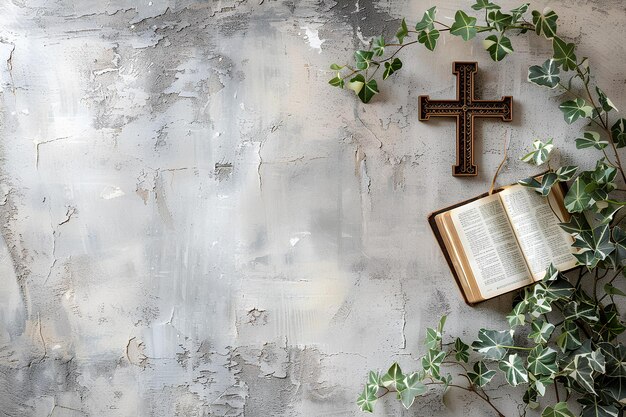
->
[[528, 59, 560, 88], [598, 342, 626, 378], [354, 50, 374, 70], [611, 118, 626, 148], [357, 384, 378, 412], [555, 165, 578, 181], [381, 362, 406, 391], [372, 36, 385, 57], [596, 86, 618, 112], [542, 402, 575, 417], [594, 304, 626, 342], [472, 329, 514, 360], [557, 321, 582, 352], [520, 138, 553, 165], [576, 131, 608, 150], [347, 74, 365, 95], [415, 6, 437, 31], [529, 372, 553, 397], [358, 79, 379, 104], [532, 8, 558, 39], [399, 372, 427, 409], [563, 354, 597, 394], [450, 11, 478, 41], [328, 75, 344, 88], [559, 213, 591, 235], [483, 34, 513, 62], [529, 320, 555, 344], [580, 398, 619, 417], [499, 353, 528, 386], [471, 0, 500, 11], [467, 361, 496, 387], [418, 29, 440, 51], [510, 3, 529, 21], [552, 36, 577, 71], [329, 63, 343, 70], [422, 349, 446, 378], [367, 370, 381, 389], [383, 58, 402, 80], [605, 283, 626, 297], [396, 18, 409, 44], [527, 346, 558, 376], [518, 176, 541, 189], [564, 176, 592, 213], [425, 316, 446, 349], [560, 98, 593, 124], [537, 172, 558, 196], [507, 299, 528, 327], [454, 338, 470, 363], [488, 10, 512, 32]]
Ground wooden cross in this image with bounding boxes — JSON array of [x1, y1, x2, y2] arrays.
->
[[418, 62, 513, 177]]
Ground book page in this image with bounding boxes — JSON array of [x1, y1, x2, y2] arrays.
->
[[499, 185, 576, 279], [449, 194, 534, 299]]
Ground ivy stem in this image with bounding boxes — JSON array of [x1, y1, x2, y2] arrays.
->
[[425, 381, 506, 417]]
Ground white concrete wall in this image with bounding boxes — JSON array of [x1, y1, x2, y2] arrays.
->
[[0, 0, 624, 415]]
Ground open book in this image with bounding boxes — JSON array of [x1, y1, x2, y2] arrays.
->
[[429, 182, 577, 304]]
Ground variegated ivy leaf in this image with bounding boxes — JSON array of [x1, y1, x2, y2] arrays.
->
[[596, 304, 626, 342], [487, 10, 512, 32], [580, 398, 619, 417], [381, 362, 406, 391], [523, 386, 539, 409], [396, 18, 408, 44], [415, 6, 437, 31], [564, 176, 592, 213], [528, 59, 560, 88], [518, 176, 541, 189], [357, 384, 378, 412], [521, 138, 553, 165], [399, 372, 426, 409], [347, 74, 365, 94], [563, 354, 596, 394], [354, 50, 374, 70], [599, 376, 626, 408], [604, 283, 626, 297], [450, 11, 478, 41], [425, 316, 446, 349], [528, 320, 555, 344], [598, 342, 626, 378], [372, 36, 385, 57], [538, 172, 558, 196], [383, 58, 402, 80], [418, 29, 440, 51], [594, 201, 623, 226], [557, 321, 582, 352], [529, 372, 553, 397], [541, 402, 575, 417], [532, 8, 558, 39], [328, 74, 344, 88], [483, 34, 513, 62], [421, 349, 446, 378], [454, 338, 470, 363], [576, 131, 608, 150], [541, 276, 575, 301], [559, 213, 591, 235], [472, 329, 514, 360], [542, 263, 559, 282], [556, 165, 578, 182], [507, 299, 528, 327], [467, 361, 496, 387], [471, 0, 500, 11], [611, 118, 626, 148], [528, 294, 552, 318], [510, 3, 529, 21], [560, 98, 593, 124], [613, 226, 626, 266], [367, 371, 381, 390], [527, 346, 558, 376], [552, 36, 577, 71], [355, 78, 379, 104], [596, 86, 618, 112], [499, 353, 528, 386]]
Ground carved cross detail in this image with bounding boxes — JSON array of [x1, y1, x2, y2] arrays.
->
[[418, 62, 513, 177]]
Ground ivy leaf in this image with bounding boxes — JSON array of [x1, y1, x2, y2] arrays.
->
[[557, 321, 582, 352], [396, 18, 409, 44], [357, 384, 378, 412], [542, 402, 575, 417], [598, 342, 626, 378], [520, 138, 553, 165], [576, 131, 608, 150], [415, 6, 437, 31], [594, 304, 626, 342], [372, 36, 385, 57], [580, 398, 619, 417], [528, 59, 560, 88], [399, 372, 426, 409], [529, 320, 555, 344], [381, 362, 406, 391], [560, 98, 593, 124], [354, 50, 374, 70], [328, 75, 344, 88], [383, 58, 402, 80], [472, 329, 514, 360], [510, 3, 529, 21], [450, 11, 478, 41], [564, 354, 596, 394], [527, 346, 558, 376], [418, 29, 440, 51], [507, 299, 528, 327], [488, 10, 512, 32], [611, 118, 626, 148], [425, 316, 446, 349], [532, 8, 558, 39], [605, 283, 626, 297], [499, 354, 528, 386], [329, 63, 344, 71], [483, 34, 513, 62], [367, 371, 381, 389], [552, 36, 577, 71], [467, 361, 496, 387], [613, 226, 626, 266], [347, 74, 365, 95], [454, 338, 470, 363], [529, 372, 553, 397], [560, 213, 591, 235], [555, 165, 578, 181], [422, 349, 446, 378], [564, 176, 592, 213], [471, 0, 500, 11], [358, 79, 379, 104], [596, 86, 618, 112], [537, 172, 558, 196]]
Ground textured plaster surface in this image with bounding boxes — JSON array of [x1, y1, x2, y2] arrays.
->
[[0, 0, 624, 416]]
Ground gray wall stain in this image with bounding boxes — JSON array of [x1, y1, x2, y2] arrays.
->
[[0, 0, 624, 415]]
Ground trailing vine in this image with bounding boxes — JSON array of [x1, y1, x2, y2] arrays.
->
[[329, 2, 626, 416]]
